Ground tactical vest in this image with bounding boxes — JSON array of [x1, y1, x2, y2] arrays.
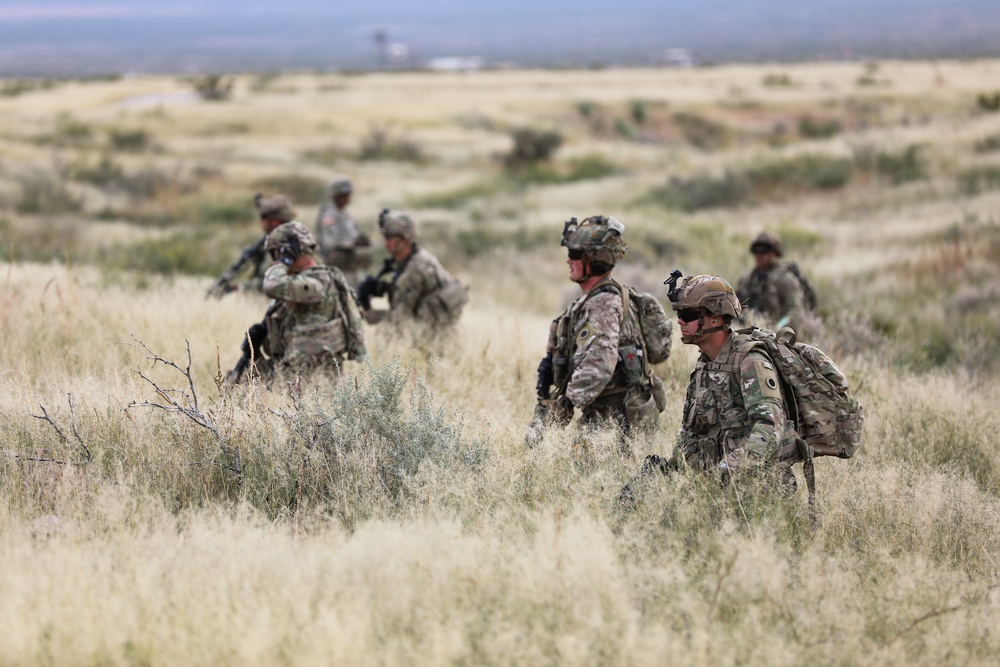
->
[[682, 337, 803, 470], [266, 266, 360, 367], [552, 277, 650, 398]]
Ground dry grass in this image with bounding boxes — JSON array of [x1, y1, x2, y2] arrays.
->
[[2, 62, 1000, 665]]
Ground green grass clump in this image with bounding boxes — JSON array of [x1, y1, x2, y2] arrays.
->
[[972, 133, 1000, 154], [956, 165, 1000, 196], [251, 173, 328, 205], [797, 114, 842, 139], [855, 144, 927, 184], [746, 153, 854, 193], [15, 171, 84, 214], [108, 128, 151, 152], [409, 181, 504, 209], [672, 111, 729, 150], [648, 171, 752, 212]]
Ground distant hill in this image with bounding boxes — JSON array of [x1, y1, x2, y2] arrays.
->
[[1, 0, 998, 75]]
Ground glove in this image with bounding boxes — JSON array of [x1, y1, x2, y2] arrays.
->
[[276, 236, 303, 266]]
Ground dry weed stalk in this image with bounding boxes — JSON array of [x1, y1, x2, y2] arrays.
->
[[125, 335, 242, 476], [10, 393, 92, 465]]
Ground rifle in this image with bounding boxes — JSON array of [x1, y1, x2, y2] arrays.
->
[[206, 236, 267, 299], [356, 256, 394, 310]]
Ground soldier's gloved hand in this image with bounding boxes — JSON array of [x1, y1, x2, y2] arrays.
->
[[276, 236, 303, 266]]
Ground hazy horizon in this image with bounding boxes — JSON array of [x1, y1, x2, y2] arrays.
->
[[1, 1, 998, 75]]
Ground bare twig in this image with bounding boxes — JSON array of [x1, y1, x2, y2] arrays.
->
[[124, 335, 241, 477], [30, 393, 91, 464]]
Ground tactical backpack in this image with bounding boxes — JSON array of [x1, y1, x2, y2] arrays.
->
[[786, 262, 818, 312], [621, 287, 673, 365], [731, 326, 863, 460]]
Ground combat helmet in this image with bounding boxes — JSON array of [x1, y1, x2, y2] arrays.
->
[[378, 209, 418, 242], [327, 177, 353, 199], [669, 274, 741, 343], [749, 231, 783, 257], [561, 215, 628, 266], [265, 221, 317, 256], [671, 274, 742, 319], [254, 193, 297, 223]]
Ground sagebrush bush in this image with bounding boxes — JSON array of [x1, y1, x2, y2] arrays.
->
[[956, 165, 1000, 196], [503, 127, 563, 168], [648, 171, 752, 212], [251, 173, 327, 205], [358, 125, 425, 162], [672, 111, 729, 150], [15, 170, 84, 214]]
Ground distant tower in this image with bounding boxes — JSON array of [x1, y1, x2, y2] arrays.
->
[[373, 28, 387, 70]]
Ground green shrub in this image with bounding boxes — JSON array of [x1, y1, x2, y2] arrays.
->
[[672, 112, 728, 150], [855, 144, 927, 184], [576, 101, 597, 118], [746, 153, 854, 192], [976, 91, 1000, 112], [409, 181, 502, 209], [357, 125, 425, 163], [973, 133, 1000, 154], [452, 224, 550, 259], [648, 171, 752, 212], [191, 74, 234, 101], [956, 165, 1000, 196], [96, 227, 222, 276], [797, 115, 842, 139], [564, 154, 618, 182], [630, 100, 648, 125], [613, 118, 634, 139], [761, 73, 793, 87], [65, 154, 124, 187], [503, 128, 563, 168], [250, 174, 327, 204], [108, 128, 151, 152], [15, 171, 84, 214], [0, 78, 58, 97]]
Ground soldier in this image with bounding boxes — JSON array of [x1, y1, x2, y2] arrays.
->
[[314, 177, 372, 287], [225, 221, 366, 384], [207, 193, 295, 298], [356, 209, 467, 331], [628, 275, 802, 496], [736, 231, 810, 330], [530, 216, 667, 444]]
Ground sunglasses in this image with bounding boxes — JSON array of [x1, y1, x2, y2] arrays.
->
[[676, 308, 703, 323], [567, 249, 584, 260]]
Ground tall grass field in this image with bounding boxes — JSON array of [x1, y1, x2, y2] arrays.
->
[[2, 61, 1000, 665]]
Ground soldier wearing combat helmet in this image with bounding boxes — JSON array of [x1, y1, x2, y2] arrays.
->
[[356, 209, 467, 334], [207, 193, 297, 298], [629, 274, 802, 491], [225, 220, 366, 384], [530, 215, 670, 445], [314, 176, 372, 287], [736, 231, 813, 330]]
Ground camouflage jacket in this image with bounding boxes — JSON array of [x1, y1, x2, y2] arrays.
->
[[548, 276, 646, 410], [262, 263, 367, 371], [385, 246, 461, 326], [315, 205, 360, 252], [736, 261, 805, 327], [674, 331, 802, 471]]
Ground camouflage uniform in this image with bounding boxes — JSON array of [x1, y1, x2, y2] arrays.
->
[[549, 275, 660, 432], [363, 211, 467, 331], [736, 261, 806, 327], [314, 177, 372, 287], [675, 331, 802, 476], [736, 231, 806, 329], [261, 224, 367, 376], [668, 274, 802, 489]]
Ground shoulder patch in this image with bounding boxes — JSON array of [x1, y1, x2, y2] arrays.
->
[[578, 323, 595, 343], [752, 359, 782, 400]]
